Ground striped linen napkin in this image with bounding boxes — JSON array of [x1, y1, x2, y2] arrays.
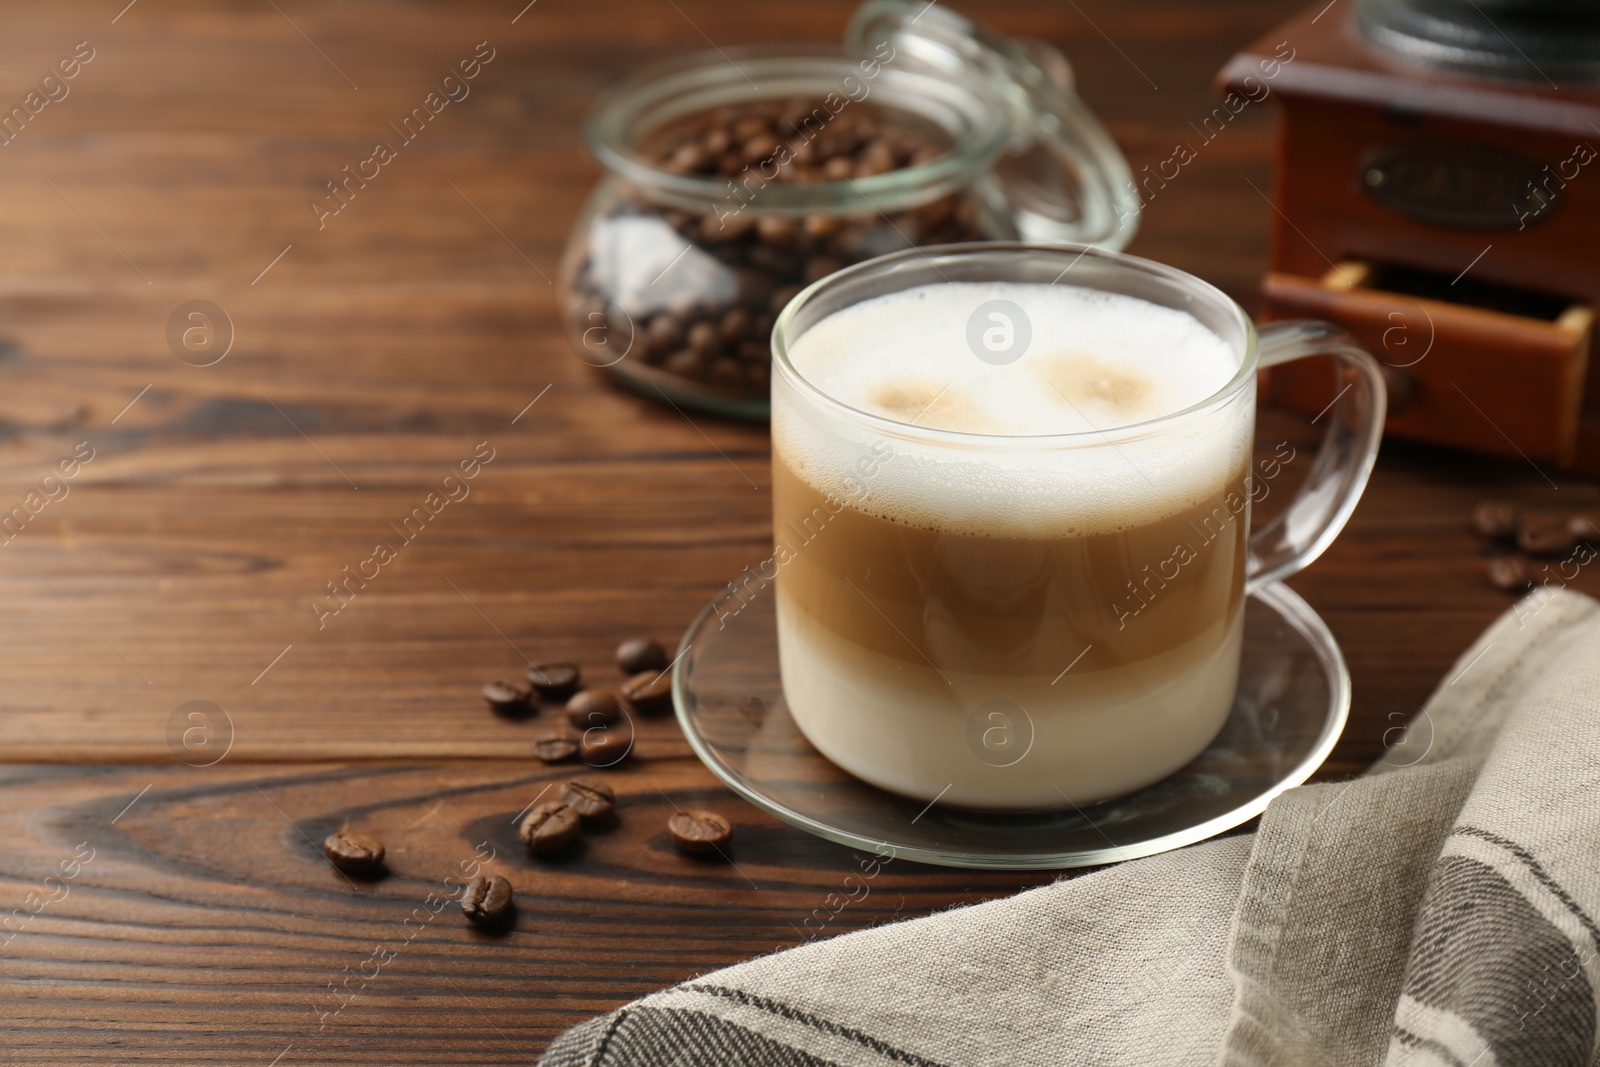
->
[[542, 589, 1600, 1067]]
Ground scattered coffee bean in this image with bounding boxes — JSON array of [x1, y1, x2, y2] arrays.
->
[[533, 733, 579, 763], [1517, 518, 1580, 557], [323, 831, 385, 874], [482, 680, 531, 714], [622, 669, 673, 714], [1471, 501, 1521, 541], [527, 661, 581, 701], [668, 810, 732, 854], [460, 875, 515, 927], [1487, 555, 1530, 592], [520, 801, 581, 854], [581, 724, 633, 766], [566, 688, 623, 728], [561, 777, 616, 821], [616, 637, 668, 674]]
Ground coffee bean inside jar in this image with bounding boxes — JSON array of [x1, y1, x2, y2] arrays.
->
[[564, 27, 1139, 418], [566, 96, 999, 407]]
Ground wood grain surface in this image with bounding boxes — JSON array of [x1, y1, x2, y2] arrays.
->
[[0, 0, 1594, 1061]]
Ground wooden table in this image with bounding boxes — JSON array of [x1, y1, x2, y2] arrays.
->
[[1, 0, 1590, 1061]]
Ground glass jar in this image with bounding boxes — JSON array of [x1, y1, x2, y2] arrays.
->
[[561, 0, 1140, 419]]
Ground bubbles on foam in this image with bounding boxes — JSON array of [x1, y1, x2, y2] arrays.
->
[[789, 282, 1239, 435], [776, 281, 1253, 537]]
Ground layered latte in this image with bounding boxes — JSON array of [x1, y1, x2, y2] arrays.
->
[[772, 281, 1254, 809]]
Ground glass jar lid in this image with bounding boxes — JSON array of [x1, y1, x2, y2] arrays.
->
[[845, 0, 1140, 249]]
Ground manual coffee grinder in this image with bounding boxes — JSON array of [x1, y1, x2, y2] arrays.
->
[[1220, 0, 1600, 471]]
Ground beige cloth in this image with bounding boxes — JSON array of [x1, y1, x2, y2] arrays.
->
[[543, 590, 1600, 1067]]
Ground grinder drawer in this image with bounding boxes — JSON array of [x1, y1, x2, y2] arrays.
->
[[1262, 262, 1593, 467]]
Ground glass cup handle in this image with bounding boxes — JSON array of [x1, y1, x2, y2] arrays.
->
[[1246, 320, 1387, 593]]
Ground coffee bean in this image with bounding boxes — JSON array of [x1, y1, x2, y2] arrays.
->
[[662, 349, 707, 381], [566, 688, 622, 728], [686, 321, 722, 358], [734, 268, 779, 308], [460, 875, 515, 926], [918, 194, 956, 229], [668, 810, 732, 854], [622, 669, 673, 714], [527, 661, 581, 701], [745, 362, 770, 391], [1517, 518, 1580, 556], [533, 733, 579, 763], [738, 340, 769, 363], [756, 216, 798, 246], [1470, 501, 1521, 541], [888, 211, 925, 244], [700, 211, 753, 243], [785, 136, 817, 166], [857, 142, 896, 176], [482, 679, 530, 714], [483, 681, 534, 723], [720, 308, 753, 343], [1487, 555, 1530, 592], [702, 127, 731, 157], [745, 244, 794, 275], [520, 802, 581, 854], [828, 222, 871, 259], [803, 215, 841, 239], [646, 314, 686, 355], [822, 156, 855, 181], [742, 133, 781, 165], [710, 358, 744, 390], [323, 831, 384, 874], [581, 722, 633, 767], [803, 256, 846, 285], [561, 777, 616, 821], [770, 284, 806, 314], [617, 637, 668, 674], [667, 142, 710, 174], [731, 115, 770, 141]]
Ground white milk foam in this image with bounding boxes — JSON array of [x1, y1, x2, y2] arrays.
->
[[778, 281, 1252, 538]]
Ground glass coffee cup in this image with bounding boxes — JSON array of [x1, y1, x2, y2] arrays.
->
[[770, 243, 1385, 811]]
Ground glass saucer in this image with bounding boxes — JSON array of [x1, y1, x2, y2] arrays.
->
[[672, 581, 1350, 870]]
